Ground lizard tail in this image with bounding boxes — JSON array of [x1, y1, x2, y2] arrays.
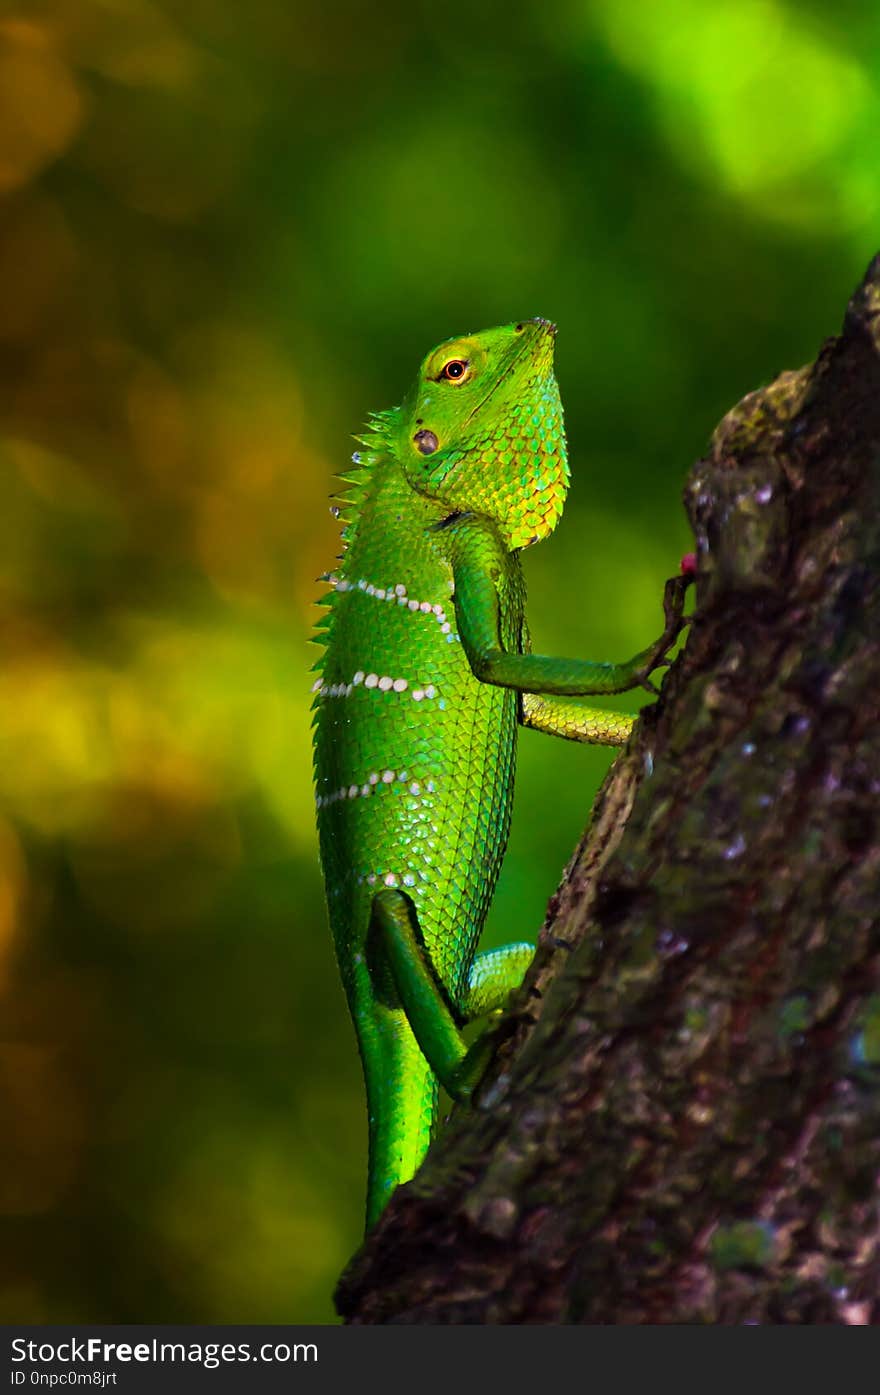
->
[[361, 999, 438, 1230]]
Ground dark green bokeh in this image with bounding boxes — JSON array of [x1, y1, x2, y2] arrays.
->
[[1, 0, 877, 1322]]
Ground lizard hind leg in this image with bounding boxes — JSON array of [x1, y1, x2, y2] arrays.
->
[[462, 941, 535, 1021], [368, 888, 492, 1104], [363, 898, 534, 1225]]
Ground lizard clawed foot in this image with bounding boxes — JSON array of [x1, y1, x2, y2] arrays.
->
[[446, 1031, 498, 1103], [636, 572, 693, 694]]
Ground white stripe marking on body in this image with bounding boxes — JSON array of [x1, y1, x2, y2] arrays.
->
[[315, 769, 437, 809], [315, 667, 442, 701], [324, 573, 459, 641]]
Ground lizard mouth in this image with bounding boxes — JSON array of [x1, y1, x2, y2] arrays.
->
[[462, 319, 555, 430]]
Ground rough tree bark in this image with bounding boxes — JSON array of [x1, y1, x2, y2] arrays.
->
[[336, 255, 880, 1324]]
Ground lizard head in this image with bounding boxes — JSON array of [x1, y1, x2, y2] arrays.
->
[[395, 319, 569, 551]]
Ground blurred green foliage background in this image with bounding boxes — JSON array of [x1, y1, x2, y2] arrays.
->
[[1, 0, 877, 1324]]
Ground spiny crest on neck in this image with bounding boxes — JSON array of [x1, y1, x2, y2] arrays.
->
[[310, 406, 399, 668], [330, 406, 399, 551]]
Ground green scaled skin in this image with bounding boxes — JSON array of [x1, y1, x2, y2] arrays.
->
[[312, 319, 683, 1230]]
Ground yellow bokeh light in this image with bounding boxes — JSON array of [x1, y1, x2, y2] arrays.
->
[[0, 819, 26, 990], [0, 19, 84, 193]]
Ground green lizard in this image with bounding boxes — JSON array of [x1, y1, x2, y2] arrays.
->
[[311, 319, 685, 1229]]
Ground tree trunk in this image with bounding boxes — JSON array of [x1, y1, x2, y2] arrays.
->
[[336, 256, 880, 1325]]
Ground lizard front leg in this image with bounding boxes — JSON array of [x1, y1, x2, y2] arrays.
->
[[516, 571, 690, 742], [450, 515, 688, 698], [521, 693, 636, 745]]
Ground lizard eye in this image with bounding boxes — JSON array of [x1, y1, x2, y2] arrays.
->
[[439, 358, 469, 383]]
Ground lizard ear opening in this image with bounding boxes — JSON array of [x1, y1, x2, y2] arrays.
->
[[413, 429, 439, 456]]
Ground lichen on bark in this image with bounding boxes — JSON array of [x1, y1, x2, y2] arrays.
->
[[337, 254, 880, 1325]]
